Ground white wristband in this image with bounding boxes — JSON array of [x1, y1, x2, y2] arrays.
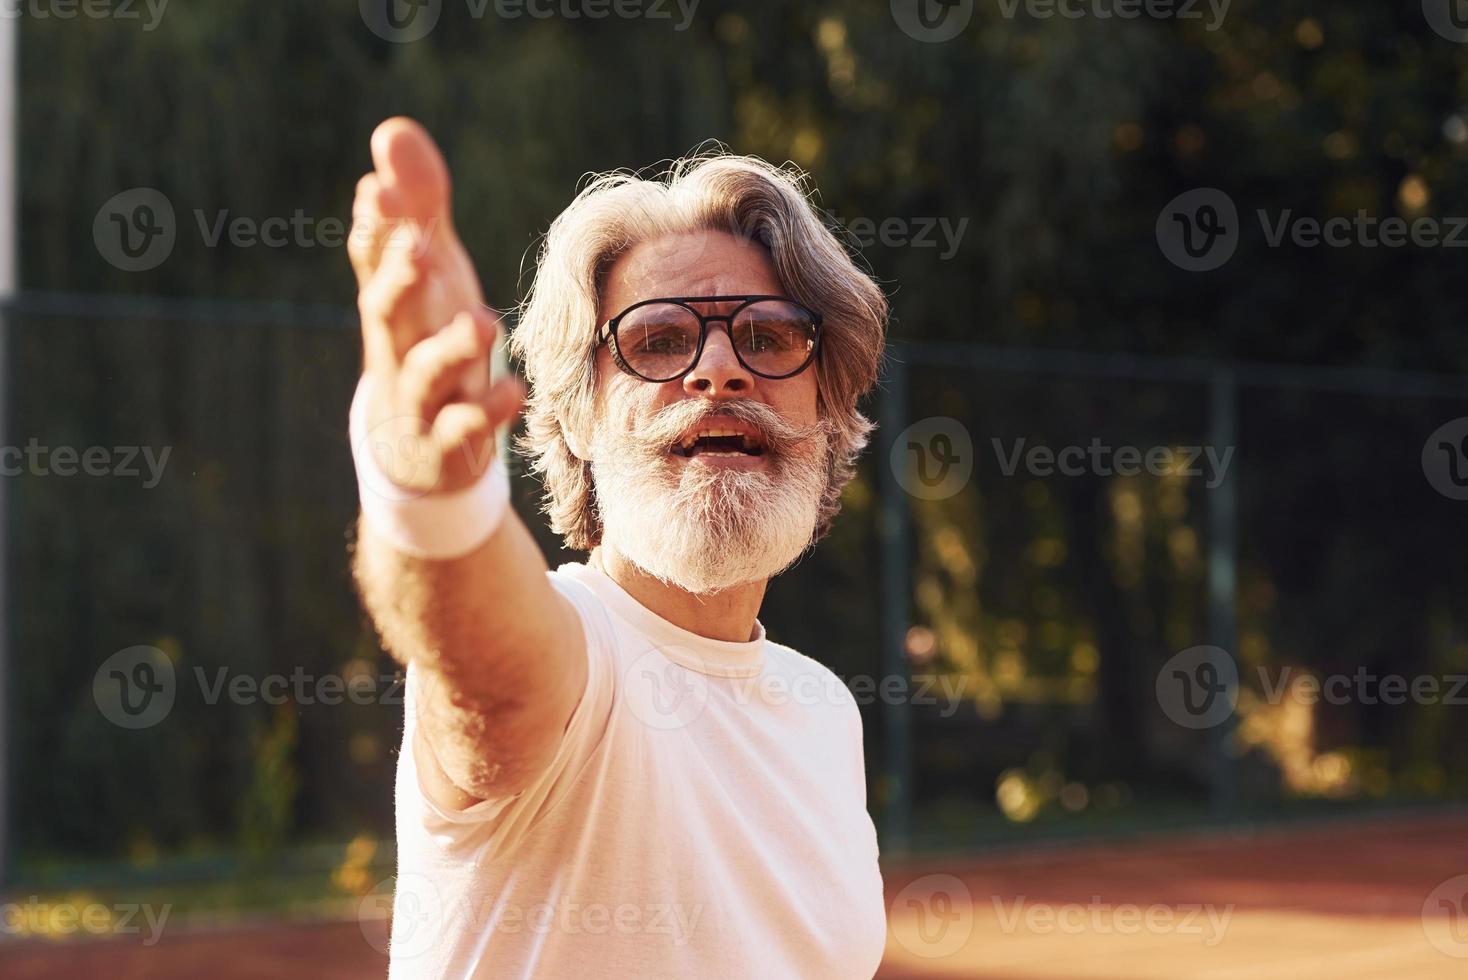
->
[[349, 374, 511, 560]]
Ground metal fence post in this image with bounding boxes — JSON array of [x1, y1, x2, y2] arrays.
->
[[0, 10, 17, 889], [877, 355, 913, 853], [1207, 367, 1240, 820]]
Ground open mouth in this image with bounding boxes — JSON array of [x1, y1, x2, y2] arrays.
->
[[669, 424, 767, 458]]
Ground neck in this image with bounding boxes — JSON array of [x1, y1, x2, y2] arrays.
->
[[590, 544, 767, 643]]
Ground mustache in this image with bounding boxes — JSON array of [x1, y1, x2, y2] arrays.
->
[[629, 397, 829, 458]]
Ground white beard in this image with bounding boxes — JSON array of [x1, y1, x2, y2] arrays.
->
[[590, 398, 831, 595]]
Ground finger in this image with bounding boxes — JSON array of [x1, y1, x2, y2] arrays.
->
[[348, 172, 406, 287], [358, 247, 433, 364], [369, 119, 459, 277], [370, 117, 453, 230], [479, 373, 526, 433], [458, 306, 498, 400], [396, 310, 492, 421], [432, 375, 526, 474]]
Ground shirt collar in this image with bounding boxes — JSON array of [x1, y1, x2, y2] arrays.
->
[[556, 560, 767, 678]]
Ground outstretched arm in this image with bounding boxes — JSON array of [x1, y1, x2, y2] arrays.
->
[[347, 117, 586, 812]]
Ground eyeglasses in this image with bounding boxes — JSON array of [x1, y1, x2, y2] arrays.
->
[[596, 295, 823, 383]]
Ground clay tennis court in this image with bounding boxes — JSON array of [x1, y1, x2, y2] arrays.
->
[[4, 811, 1465, 978]]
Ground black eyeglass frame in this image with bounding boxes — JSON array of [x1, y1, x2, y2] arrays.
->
[[595, 294, 824, 383]]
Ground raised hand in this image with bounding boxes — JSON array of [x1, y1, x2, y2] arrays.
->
[[348, 117, 524, 494]]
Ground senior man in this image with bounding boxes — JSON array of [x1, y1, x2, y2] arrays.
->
[[348, 117, 890, 978]]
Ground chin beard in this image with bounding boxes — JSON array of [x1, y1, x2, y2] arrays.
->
[[590, 401, 831, 596]]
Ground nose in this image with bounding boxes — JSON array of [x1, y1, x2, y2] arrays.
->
[[684, 323, 753, 396]]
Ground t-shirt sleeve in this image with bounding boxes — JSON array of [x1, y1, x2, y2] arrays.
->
[[395, 570, 619, 851]]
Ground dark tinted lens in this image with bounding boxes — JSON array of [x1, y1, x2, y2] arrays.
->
[[731, 300, 817, 377], [616, 303, 701, 379]]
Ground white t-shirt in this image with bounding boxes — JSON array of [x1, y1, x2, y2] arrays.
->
[[387, 560, 887, 979]]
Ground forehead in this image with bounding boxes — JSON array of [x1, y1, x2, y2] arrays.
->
[[599, 230, 786, 320]]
